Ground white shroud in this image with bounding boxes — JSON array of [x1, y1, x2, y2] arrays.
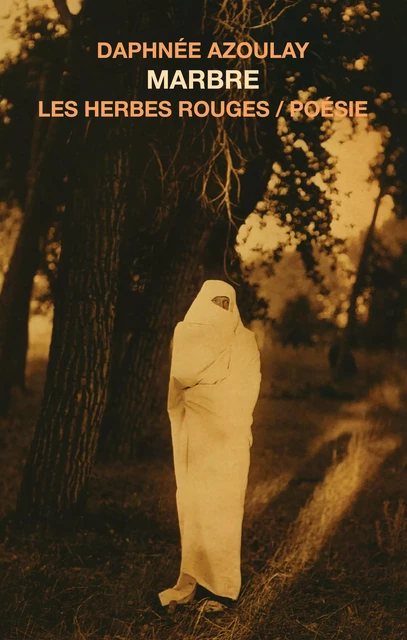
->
[[159, 280, 261, 605]]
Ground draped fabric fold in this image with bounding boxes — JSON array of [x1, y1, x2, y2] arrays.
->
[[159, 280, 261, 606]]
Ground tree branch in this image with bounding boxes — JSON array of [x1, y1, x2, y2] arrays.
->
[[53, 0, 74, 31]]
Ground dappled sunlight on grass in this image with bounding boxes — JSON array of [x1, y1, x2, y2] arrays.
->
[[160, 393, 404, 638], [0, 332, 406, 639], [197, 430, 402, 640], [247, 470, 294, 519], [247, 343, 407, 524], [307, 402, 372, 458], [271, 430, 400, 578], [248, 396, 376, 519]]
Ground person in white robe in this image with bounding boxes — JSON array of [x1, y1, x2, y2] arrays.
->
[[159, 279, 261, 607]]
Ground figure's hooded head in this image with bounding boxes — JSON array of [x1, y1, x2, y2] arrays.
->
[[184, 280, 241, 331]]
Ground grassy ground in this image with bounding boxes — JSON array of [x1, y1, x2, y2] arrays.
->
[[0, 320, 406, 639]]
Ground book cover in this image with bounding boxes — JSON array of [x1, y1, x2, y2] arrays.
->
[[0, 1, 406, 638]]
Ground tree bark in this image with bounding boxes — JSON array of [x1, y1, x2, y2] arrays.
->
[[0, 203, 50, 415], [16, 123, 127, 525], [98, 203, 213, 460], [334, 184, 386, 378], [98, 152, 273, 460], [0, 69, 59, 416]]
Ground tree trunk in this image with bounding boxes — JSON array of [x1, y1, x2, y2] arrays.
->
[[16, 124, 127, 525], [0, 208, 52, 415], [98, 153, 273, 461], [0, 69, 58, 416], [98, 204, 213, 460], [334, 184, 386, 378]]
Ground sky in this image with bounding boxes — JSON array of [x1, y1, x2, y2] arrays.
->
[[237, 115, 394, 257], [236, 115, 399, 323], [238, 116, 393, 259]]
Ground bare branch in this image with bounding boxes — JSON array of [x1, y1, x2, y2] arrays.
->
[[53, 0, 74, 31]]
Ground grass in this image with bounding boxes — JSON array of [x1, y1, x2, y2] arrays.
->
[[0, 322, 406, 639], [376, 499, 407, 560]]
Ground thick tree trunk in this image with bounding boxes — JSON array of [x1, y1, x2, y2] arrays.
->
[[334, 184, 386, 378], [0, 69, 58, 416], [98, 153, 273, 460], [99, 205, 213, 460], [0, 205, 50, 415], [16, 127, 127, 525], [0, 215, 40, 400]]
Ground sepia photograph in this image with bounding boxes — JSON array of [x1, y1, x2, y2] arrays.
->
[[0, 1, 406, 638]]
